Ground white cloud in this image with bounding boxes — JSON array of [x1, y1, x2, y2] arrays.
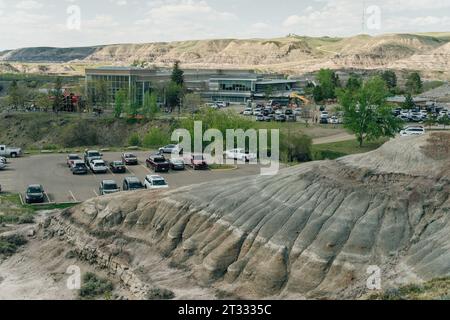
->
[[15, 0, 43, 10]]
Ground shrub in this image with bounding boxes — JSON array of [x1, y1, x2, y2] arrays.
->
[[280, 131, 312, 163], [128, 133, 142, 147], [79, 273, 114, 299], [142, 128, 171, 148], [146, 287, 175, 300], [60, 121, 98, 148], [313, 150, 348, 161], [0, 234, 27, 256]]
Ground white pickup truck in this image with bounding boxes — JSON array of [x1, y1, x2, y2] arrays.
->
[[0, 145, 22, 158]]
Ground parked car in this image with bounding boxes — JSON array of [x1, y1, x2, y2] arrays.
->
[[263, 115, 273, 122], [243, 108, 253, 116], [329, 116, 339, 124], [225, 149, 257, 162], [0, 156, 6, 164], [25, 184, 45, 204], [400, 126, 425, 137], [123, 177, 145, 191], [84, 150, 102, 165], [110, 161, 126, 173], [185, 154, 209, 170], [0, 161, 6, 170], [0, 145, 22, 158], [159, 144, 183, 155], [99, 180, 120, 195], [275, 114, 286, 122], [67, 154, 82, 167], [320, 117, 329, 124], [90, 159, 108, 174], [170, 158, 185, 171], [256, 114, 265, 122], [71, 160, 88, 175], [146, 154, 170, 172], [122, 153, 138, 165], [144, 175, 169, 190]]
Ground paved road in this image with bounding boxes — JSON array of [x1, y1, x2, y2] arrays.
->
[[0, 152, 265, 204]]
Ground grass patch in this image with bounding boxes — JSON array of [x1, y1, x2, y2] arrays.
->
[[312, 138, 388, 160], [0, 193, 35, 224], [369, 277, 450, 300], [79, 273, 114, 300], [208, 164, 236, 170], [0, 193, 77, 224], [0, 234, 28, 257]]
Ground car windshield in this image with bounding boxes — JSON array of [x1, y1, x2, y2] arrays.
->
[[154, 157, 165, 163], [125, 154, 135, 158], [104, 183, 118, 190], [129, 182, 143, 188], [69, 155, 80, 160], [75, 163, 86, 168], [114, 161, 124, 166], [89, 152, 100, 157], [95, 162, 105, 167], [153, 180, 167, 186], [27, 187, 42, 193], [193, 155, 204, 160]]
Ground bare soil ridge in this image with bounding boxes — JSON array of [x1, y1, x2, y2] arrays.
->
[[50, 134, 450, 299]]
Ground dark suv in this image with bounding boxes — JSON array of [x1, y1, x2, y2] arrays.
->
[[123, 177, 145, 191], [25, 184, 45, 204]]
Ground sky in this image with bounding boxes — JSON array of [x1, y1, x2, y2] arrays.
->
[[0, 0, 450, 50]]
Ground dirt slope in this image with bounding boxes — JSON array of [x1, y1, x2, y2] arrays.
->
[[42, 134, 449, 299]]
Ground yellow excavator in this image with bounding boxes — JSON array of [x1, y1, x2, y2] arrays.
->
[[289, 92, 310, 106]]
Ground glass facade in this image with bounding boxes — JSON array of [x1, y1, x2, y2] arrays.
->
[[218, 80, 253, 92]]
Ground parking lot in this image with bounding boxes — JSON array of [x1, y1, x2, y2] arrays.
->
[[0, 151, 265, 204]]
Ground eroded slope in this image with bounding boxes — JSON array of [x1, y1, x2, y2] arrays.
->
[[52, 135, 450, 299]]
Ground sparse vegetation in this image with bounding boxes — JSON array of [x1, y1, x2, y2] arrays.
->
[[0, 234, 27, 257], [79, 272, 114, 300], [145, 287, 175, 300], [369, 277, 450, 300]]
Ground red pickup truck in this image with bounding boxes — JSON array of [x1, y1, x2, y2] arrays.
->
[[146, 154, 170, 172], [185, 154, 209, 170]]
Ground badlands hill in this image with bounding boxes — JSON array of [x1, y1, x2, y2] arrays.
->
[[1, 33, 450, 76], [40, 134, 449, 299]]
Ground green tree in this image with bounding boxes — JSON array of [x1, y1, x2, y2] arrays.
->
[[7, 80, 22, 107], [403, 93, 415, 110], [264, 85, 274, 99], [313, 85, 324, 103], [381, 70, 397, 93], [406, 72, 423, 94], [439, 115, 450, 129], [338, 76, 403, 147], [125, 100, 139, 118], [171, 61, 184, 87], [35, 93, 52, 112], [316, 69, 340, 100], [166, 81, 182, 112], [143, 92, 159, 119], [346, 74, 362, 92], [114, 89, 127, 118], [52, 77, 64, 112], [95, 79, 110, 110], [128, 133, 142, 147]]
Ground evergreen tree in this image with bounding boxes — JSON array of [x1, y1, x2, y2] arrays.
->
[[52, 77, 64, 112], [406, 72, 423, 94], [171, 61, 184, 87]]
